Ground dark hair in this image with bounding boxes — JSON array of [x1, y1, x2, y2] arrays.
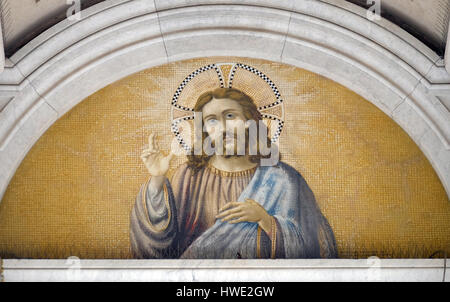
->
[[187, 88, 278, 172]]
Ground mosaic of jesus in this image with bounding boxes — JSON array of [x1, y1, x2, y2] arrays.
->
[[130, 63, 338, 259]]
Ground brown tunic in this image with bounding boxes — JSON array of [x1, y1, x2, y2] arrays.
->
[[169, 163, 257, 252]]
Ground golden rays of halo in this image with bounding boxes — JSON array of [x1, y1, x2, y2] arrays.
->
[[170, 63, 285, 152]]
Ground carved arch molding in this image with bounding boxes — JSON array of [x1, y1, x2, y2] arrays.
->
[[0, 0, 449, 201]]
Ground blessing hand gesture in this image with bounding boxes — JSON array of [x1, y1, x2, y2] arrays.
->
[[141, 133, 175, 177]]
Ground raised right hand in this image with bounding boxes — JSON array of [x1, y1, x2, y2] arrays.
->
[[141, 133, 175, 177]]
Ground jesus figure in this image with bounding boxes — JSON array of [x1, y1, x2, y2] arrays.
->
[[130, 88, 338, 259]]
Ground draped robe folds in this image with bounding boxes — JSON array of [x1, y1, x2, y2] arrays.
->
[[130, 161, 338, 259]]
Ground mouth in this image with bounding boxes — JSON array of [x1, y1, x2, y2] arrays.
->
[[222, 132, 237, 142]]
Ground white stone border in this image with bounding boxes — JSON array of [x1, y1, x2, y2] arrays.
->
[[0, 0, 449, 282], [1, 259, 448, 282]]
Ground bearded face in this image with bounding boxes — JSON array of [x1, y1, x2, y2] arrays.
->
[[202, 98, 250, 157], [188, 88, 278, 169]]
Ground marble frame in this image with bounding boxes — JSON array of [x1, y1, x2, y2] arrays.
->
[[0, 0, 448, 281]]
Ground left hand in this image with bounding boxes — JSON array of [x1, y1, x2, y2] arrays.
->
[[216, 199, 271, 224]]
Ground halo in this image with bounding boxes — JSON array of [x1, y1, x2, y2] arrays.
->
[[170, 63, 285, 152]]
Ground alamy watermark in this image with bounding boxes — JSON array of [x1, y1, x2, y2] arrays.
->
[[366, 0, 381, 21], [67, 0, 81, 21]]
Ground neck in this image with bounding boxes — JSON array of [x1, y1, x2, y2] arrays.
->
[[209, 154, 257, 172]]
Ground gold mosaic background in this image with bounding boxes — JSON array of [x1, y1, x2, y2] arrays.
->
[[0, 57, 449, 259]]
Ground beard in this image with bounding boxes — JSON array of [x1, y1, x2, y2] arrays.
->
[[211, 130, 250, 157]]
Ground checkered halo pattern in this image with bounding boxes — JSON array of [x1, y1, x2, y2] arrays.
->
[[171, 63, 285, 152]]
